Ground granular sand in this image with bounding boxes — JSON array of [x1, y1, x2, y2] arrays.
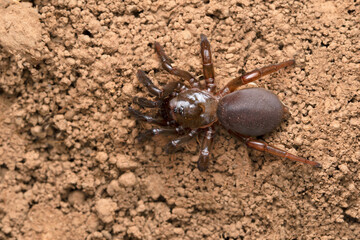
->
[[0, 0, 359, 239]]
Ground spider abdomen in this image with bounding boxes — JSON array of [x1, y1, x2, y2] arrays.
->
[[217, 88, 284, 137]]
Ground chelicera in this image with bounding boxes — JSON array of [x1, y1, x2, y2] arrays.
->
[[129, 34, 321, 171]]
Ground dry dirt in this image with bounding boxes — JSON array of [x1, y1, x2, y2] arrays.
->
[[0, 0, 359, 239]]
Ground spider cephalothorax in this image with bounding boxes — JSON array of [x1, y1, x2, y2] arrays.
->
[[169, 89, 218, 128], [129, 34, 321, 171]]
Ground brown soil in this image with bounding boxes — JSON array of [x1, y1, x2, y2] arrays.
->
[[0, 0, 359, 239]]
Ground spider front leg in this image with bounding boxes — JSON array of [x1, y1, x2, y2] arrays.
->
[[136, 126, 185, 143], [130, 71, 186, 129], [237, 135, 321, 168], [137, 70, 163, 98], [137, 70, 184, 98], [133, 82, 185, 110], [218, 60, 295, 96], [134, 69, 186, 109], [164, 129, 199, 153], [133, 97, 162, 108], [128, 107, 171, 126], [200, 34, 216, 93], [154, 42, 200, 88], [197, 126, 215, 171], [162, 81, 187, 98]]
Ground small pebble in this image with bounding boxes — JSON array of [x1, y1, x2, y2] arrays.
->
[[30, 125, 46, 139], [338, 164, 349, 174], [106, 180, 120, 196], [225, 53, 234, 59], [122, 83, 134, 95], [330, 121, 340, 130], [174, 227, 184, 235], [96, 151, 108, 163], [172, 207, 189, 218], [118, 172, 137, 187], [115, 154, 139, 171], [64, 110, 76, 120], [54, 118, 68, 131], [182, 30, 192, 40], [95, 198, 117, 223], [68, 190, 85, 206], [145, 174, 164, 200], [86, 214, 99, 232], [2, 225, 11, 234]]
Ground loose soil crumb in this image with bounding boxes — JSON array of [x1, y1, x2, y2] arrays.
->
[[0, 0, 359, 239]]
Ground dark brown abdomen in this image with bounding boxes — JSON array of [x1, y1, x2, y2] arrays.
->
[[217, 88, 284, 136]]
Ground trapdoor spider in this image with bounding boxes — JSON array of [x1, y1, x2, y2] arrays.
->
[[129, 34, 321, 171]]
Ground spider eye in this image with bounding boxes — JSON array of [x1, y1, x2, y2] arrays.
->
[[174, 107, 184, 115], [199, 103, 205, 113]]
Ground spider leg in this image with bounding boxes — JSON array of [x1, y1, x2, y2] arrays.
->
[[200, 34, 216, 93], [164, 129, 199, 153], [128, 107, 172, 126], [134, 82, 185, 108], [218, 60, 295, 96], [133, 97, 162, 108], [137, 70, 163, 98], [236, 134, 321, 168], [136, 126, 185, 143], [137, 70, 185, 99], [154, 42, 200, 88], [197, 126, 215, 171], [162, 81, 186, 98]]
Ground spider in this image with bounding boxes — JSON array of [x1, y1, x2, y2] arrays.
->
[[129, 34, 321, 171]]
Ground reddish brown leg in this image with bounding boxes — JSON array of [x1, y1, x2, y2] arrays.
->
[[197, 126, 215, 171], [137, 70, 163, 98], [128, 107, 172, 126], [238, 135, 321, 168], [218, 60, 295, 96], [164, 129, 199, 153], [200, 34, 216, 93], [154, 42, 200, 88], [133, 97, 162, 108], [137, 70, 185, 99], [162, 81, 186, 98], [137, 126, 185, 143]]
